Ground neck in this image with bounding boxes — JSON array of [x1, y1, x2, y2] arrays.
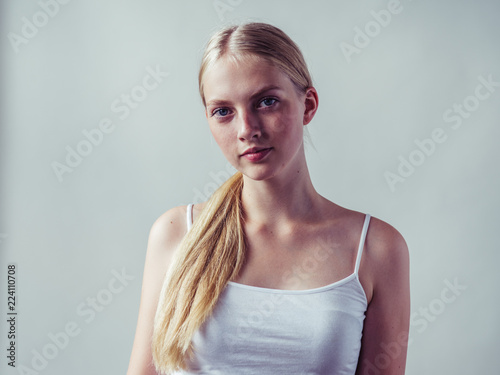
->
[[240, 156, 325, 234]]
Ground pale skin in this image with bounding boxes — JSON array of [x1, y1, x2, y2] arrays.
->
[[127, 55, 410, 375]]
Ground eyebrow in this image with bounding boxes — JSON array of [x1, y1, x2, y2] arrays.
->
[[205, 85, 282, 107]]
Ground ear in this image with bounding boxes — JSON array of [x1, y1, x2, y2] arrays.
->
[[303, 87, 319, 125]]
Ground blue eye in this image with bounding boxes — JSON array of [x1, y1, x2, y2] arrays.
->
[[212, 108, 230, 117], [259, 97, 277, 108]]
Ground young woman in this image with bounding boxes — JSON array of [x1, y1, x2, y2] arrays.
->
[[127, 22, 410, 375]]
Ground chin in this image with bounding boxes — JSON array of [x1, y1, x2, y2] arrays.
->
[[241, 168, 278, 182]]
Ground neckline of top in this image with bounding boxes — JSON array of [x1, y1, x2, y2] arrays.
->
[[227, 272, 360, 295], [188, 203, 369, 302]]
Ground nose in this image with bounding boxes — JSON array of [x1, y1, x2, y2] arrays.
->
[[237, 109, 262, 141]]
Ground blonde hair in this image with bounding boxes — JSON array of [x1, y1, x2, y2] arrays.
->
[[152, 22, 314, 373]]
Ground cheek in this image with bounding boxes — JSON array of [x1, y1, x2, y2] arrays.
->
[[271, 107, 303, 139], [209, 125, 237, 155]]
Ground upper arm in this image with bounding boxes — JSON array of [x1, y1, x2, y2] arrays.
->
[[356, 218, 411, 375], [126, 206, 187, 375]]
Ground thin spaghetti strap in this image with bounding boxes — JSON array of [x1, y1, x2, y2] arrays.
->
[[354, 214, 371, 276], [186, 203, 194, 232]]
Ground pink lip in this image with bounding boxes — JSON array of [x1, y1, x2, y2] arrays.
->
[[242, 147, 270, 155], [242, 148, 272, 162]]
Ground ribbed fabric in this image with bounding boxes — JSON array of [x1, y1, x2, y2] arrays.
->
[[177, 203, 371, 375]]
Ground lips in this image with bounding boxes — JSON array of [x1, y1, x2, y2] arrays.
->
[[241, 147, 272, 156], [241, 148, 272, 162]]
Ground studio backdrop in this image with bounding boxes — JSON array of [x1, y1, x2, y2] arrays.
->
[[1, 0, 499, 374]]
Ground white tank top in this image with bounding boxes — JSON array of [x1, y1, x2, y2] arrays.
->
[[175, 203, 371, 375]]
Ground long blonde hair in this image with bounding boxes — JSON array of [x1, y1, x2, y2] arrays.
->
[[152, 22, 314, 373]]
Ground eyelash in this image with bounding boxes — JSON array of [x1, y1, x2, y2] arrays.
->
[[211, 97, 278, 118], [258, 97, 278, 108]]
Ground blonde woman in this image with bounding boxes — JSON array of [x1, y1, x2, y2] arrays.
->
[[127, 22, 410, 375]]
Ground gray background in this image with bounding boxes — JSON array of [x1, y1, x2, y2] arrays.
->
[[1, 0, 499, 374]]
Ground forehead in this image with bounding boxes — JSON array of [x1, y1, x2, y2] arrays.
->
[[202, 55, 295, 105]]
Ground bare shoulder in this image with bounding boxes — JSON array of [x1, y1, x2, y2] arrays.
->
[[361, 214, 410, 302], [333, 203, 408, 266], [328, 203, 409, 303], [354, 215, 411, 374], [126, 204, 192, 375], [364, 215, 409, 272], [143, 204, 191, 288], [149, 201, 210, 251], [148, 205, 190, 254], [314, 200, 408, 260]]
